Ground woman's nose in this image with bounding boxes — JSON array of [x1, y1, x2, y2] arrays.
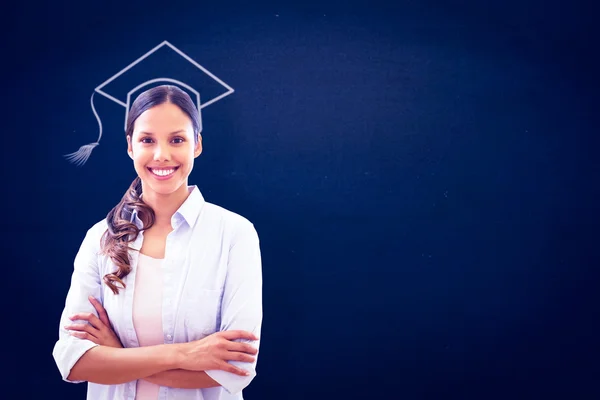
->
[[154, 143, 171, 161]]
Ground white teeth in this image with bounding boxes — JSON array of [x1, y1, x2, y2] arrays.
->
[[151, 168, 175, 177]]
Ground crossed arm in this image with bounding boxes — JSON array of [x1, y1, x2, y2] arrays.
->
[[145, 369, 220, 389], [65, 296, 233, 389]]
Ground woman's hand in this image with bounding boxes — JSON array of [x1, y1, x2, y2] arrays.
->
[[176, 330, 259, 376], [64, 295, 123, 348]]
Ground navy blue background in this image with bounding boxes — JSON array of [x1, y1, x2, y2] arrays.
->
[[4, 1, 598, 399]]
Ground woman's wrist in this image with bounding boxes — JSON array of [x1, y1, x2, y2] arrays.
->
[[166, 343, 185, 370]]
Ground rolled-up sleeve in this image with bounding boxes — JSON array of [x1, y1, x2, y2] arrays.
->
[[205, 220, 263, 395], [52, 225, 104, 383]]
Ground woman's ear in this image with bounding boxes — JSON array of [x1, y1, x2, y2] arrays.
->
[[126, 135, 134, 160], [194, 134, 203, 158]]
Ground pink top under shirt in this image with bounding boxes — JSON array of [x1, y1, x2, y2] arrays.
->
[[132, 253, 165, 400]]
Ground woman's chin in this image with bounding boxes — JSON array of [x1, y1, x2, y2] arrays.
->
[[142, 179, 187, 196]]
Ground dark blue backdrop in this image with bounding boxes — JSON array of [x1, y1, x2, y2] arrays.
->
[[4, 1, 598, 399]]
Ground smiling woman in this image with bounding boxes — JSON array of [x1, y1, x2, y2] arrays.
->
[[127, 99, 201, 196], [52, 85, 263, 400]]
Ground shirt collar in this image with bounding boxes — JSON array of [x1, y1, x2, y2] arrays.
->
[[175, 185, 205, 228], [129, 185, 205, 230]]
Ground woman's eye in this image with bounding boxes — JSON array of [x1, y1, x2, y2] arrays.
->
[[139, 137, 184, 144]]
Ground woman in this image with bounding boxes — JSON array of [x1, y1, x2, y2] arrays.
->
[[52, 85, 263, 400]]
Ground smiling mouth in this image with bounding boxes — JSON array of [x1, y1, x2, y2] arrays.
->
[[148, 166, 180, 177]]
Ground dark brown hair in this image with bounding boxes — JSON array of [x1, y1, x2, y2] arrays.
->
[[101, 85, 201, 294]]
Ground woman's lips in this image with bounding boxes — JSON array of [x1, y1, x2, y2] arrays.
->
[[147, 166, 180, 179]]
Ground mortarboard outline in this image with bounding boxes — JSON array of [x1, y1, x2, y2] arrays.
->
[[64, 40, 234, 166]]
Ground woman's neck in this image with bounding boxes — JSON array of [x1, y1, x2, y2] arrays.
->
[[141, 184, 190, 228]]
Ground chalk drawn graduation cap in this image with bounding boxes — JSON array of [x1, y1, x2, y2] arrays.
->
[[64, 40, 234, 166]]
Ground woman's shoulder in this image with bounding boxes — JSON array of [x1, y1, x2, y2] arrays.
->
[[87, 218, 109, 235], [80, 218, 110, 246], [202, 202, 257, 235]]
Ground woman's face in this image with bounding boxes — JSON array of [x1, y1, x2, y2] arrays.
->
[[127, 102, 202, 197]]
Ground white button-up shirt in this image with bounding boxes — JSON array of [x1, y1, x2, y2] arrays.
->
[[52, 186, 263, 400]]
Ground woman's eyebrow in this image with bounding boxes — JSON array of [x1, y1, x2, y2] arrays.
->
[[139, 130, 186, 135]]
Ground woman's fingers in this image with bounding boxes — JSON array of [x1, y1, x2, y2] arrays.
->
[[64, 323, 99, 342], [69, 312, 104, 331], [88, 296, 111, 328], [226, 341, 259, 355], [212, 331, 259, 365], [226, 351, 256, 363], [65, 323, 94, 333], [219, 330, 259, 342], [68, 331, 97, 341], [217, 360, 251, 376]]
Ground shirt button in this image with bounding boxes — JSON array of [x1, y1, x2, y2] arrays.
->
[[167, 334, 172, 340]]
